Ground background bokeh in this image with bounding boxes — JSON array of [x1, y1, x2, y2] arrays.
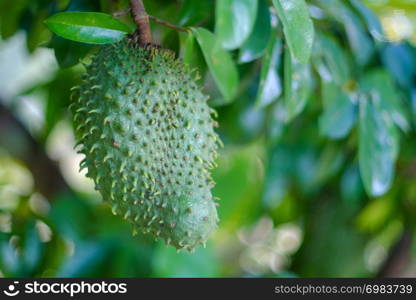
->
[[1, 0, 416, 277]]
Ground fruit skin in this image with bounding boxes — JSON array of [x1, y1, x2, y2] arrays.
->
[[70, 36, 220, 251]]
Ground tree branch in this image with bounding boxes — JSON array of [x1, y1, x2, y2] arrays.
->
[[113, 7, 131, 17], [148, 16, 189, 32], [0, 102, 71, 199], [116, 3, 188, 37], [129, 0, 152, 44], [377, 229, 413, 277]]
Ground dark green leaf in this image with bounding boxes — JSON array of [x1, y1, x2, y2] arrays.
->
[[263, 145, 291, 209], [215, 0, 258, 50], [341, 163, 364, 205], [272, 0, 314, 64], [57, 241, 111, 277], [44, 12, 132, 44], [0, 236, 21, 276], [162, 30, 180, 56], [50, 35, 93, 68], [216, 89, 265, 143], [295, 197, 367, 276], [293, 146, 318, 194], [67, 0, 101, 12], [359, 96, 399, 197], [22, 222, 43, 273], [256, 33, 283, 108], [192, 27, 239, 102], [319, 81, 356, 139], [314, 144, 345, 186], [283, 46, 312, 122], [267, 102, 287, 144], [44, 69, 81, 137], [213, 146, 263, 230], [239, 0, 272, 63], [0, 0, 29, 38], [26, 9, 51, 52]]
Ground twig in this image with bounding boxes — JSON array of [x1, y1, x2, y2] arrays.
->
[[377, 229, 412, 277], [148, 15, 190, 32], [129, 0, 152, 44], [113, 7, 131, 17], [0, 102, 72, 199]]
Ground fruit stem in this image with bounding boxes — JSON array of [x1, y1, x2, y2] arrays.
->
[[148, 16, 190, 32], [129, 0, 152, 44]]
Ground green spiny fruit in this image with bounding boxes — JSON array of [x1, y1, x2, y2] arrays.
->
[[70, 36, 221, 251]]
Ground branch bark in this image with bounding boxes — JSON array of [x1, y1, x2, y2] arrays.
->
[[129, 0, 152, 44]]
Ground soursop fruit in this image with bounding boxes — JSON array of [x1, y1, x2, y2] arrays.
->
[[70, 36, 221, 251]]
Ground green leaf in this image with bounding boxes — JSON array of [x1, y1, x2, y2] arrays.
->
[[255, 33, 283, 108], [343, 11, 374, 66], [319, 81, 356, 139], [192, 27, 239, 102], [355, 197, 393, 233], [272, 0, 314, 64], [316, 0, 373, 66], [181, 32, 206, 79], [215, 0, 258, 50], [44, 12, 132, 44], [359, 97, 399, 197], [349, 0, 384, 40], [283, 46, 312, 122], [360, 69, 410, 132], [239, 0, 272, 63], [381, 43, 416, 89], [317, 33, 351, 85], [178, 0, 213, 27], [47, 0, 100, 64]]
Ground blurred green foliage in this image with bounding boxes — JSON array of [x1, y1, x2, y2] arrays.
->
[[0, 0, 416, 278]]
